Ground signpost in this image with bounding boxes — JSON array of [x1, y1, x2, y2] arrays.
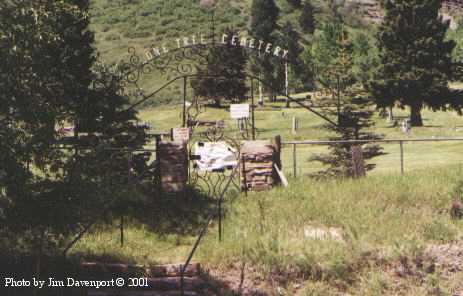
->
[[230, 104, 250, 119], [172, 127, 191, 143]]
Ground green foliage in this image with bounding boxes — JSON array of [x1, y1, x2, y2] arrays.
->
[[250, 0, 283, 99], [299, 0, 316, 34], [0, 0, 147, 258], [191, 28, 249, 106], [287, 0, 302, 9], [311, 28, 384, 178], [422, 219, 457, 242], [278, 21, 312, 95], [370, 0, 457, 126], [250, 0, 280, 40]]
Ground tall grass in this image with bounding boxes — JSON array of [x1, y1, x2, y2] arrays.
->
[[198, 166, 463, 282], [72, 165, 463, 293]]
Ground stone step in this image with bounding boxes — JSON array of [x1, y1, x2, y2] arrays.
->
[[81, 263, 201, 278], [87, 290, 199, 296], [82, 277, 205, 292], [142, 276, 205, 291]]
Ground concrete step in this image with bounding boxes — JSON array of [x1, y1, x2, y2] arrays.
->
[[81, 263, 201, 278], [84, 277, 205, 292], [87, 290, 199, 296]]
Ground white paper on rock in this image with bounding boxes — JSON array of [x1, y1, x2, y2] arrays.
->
[[193, 141, 238, 172]]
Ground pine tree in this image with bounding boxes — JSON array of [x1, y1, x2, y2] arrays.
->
[[370, 0, 456, 126], [310, 29, 384, 178], [0, 0, 147, 257], [287, 0, 302, 8], [191, 28, 248, 106], [250, 0, 280, 104], [277, 21, 310, 106], [299, 0, 316, 35]]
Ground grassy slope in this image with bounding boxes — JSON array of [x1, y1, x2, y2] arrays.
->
[[73, 166, 463, 294], [73, 102, 463, 293], [89, 0, 355, 106]]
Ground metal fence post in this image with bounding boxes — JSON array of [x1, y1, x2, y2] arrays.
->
[[400, 141, 404, 175], [293, 143, 297, 178]]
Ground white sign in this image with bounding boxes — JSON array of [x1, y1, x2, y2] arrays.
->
[[193, 142, 238, 172], [172, 127, 191, 143], [144, 33, 290, 62], [230, 104, 250, 119]]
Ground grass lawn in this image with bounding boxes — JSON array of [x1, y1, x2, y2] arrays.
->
[[70, 102, 463, 294], [139, 101, 463, 176], [72, 165, 463, 295]]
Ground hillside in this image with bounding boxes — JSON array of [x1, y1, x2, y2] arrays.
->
[[89, 0, 463, 61], [89, 0, 463, 107]]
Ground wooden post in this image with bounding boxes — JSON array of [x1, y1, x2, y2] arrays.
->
[[400, 141, 404, 175], [183, 76, 187, 127], [292, 117, 299, 135], [218, 199, 222, 242], [251, 79, 256, 140], [293, 143, 297, 178], [242, 155, 248, 196], [351, 145, 366, 178], [120, 215, 124, 247], [274, 135, 282, 170]]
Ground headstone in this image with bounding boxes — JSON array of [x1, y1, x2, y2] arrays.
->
[[402, 119, 411, 134], [230, 104, 250, 119], [351, 145, 366, 178]]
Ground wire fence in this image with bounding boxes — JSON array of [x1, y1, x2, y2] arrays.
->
[[282, 138, 463, 177]]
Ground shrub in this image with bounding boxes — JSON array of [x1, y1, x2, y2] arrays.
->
[[104, 33, 121, 41]]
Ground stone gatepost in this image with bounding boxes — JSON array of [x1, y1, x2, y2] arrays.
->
[[241, 138, 281, 192], [157, 141, 188, 193]]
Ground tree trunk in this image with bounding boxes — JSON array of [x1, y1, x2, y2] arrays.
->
[[410, 102, 423, 127], [388, 106, 394, 123]]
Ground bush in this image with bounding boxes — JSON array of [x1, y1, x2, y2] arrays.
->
[[104, 33, 121, 41], [123, 30, 152, 39]]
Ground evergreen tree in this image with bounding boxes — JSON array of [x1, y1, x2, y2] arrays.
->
[[0, 0, 147, 258], [250, 0, 280, 104], [0, 0, 93, 255], [191, 28, 249, 106], [277, 21, 310, 106], [310, 29, 384, 178], [370, 0, 457, 126], [287, 0, 302, 8], [299, 0, 316, 35]]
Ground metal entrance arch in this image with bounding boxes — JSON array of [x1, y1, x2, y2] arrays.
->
[[115, 42, 341, 196], [117, 42, 339, 128]]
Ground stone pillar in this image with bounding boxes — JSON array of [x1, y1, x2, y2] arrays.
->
[[158, 141, 188, 193], [241, 140, 278, 192]]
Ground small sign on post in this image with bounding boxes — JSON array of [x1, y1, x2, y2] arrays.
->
[[172, 127, 191, 143], [230, 104, 250, 119]]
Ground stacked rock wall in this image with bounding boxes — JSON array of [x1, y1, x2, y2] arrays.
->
[[241, 140, 279, 192], [158, 141, 188, 193]]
